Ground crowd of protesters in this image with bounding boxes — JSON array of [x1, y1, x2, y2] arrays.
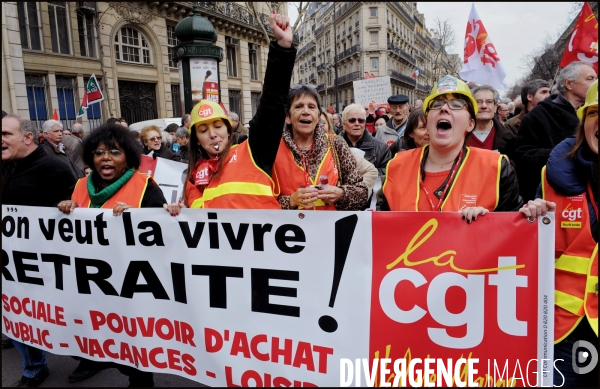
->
[[2, 8, 597, 386]]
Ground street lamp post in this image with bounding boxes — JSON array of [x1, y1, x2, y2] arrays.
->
[[332, 3, 339, 113]]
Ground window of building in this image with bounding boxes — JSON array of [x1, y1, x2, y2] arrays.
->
[[56, 76, 78, 130], [228, 90, 242, 122], [48, 2, 71, 54], [251, 92, 261, 117], [371, 57, 378, 69], [370, 31, 378, 44], [83, 76, 103, 131], [327, 71, 332, 86], [226, 36, 239, 78], [25, 74, 49, 130], [249, 44, 259, 81], [171, 84, 182, 117], [325, 32, 330, 45], [17, 2, 42, 51], [77, 11, 96, 57], [370, 7, 377, 17], [114, 27, 151, 64], [167, 25, 179, 68]]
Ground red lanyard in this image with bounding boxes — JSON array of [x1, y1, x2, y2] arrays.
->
[[420, 148, 464, 211], [299, 142, 314, 187], [588, 181, 598, 220]]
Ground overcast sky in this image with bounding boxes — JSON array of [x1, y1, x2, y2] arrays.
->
[[288, 2, 579, 97]]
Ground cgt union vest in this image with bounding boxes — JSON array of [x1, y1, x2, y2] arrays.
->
[[383, 146, 503, 211], [72, 171, 153, 208], [185, 141, 280, 209], [272, 138, 339, 210], [541, 166, 598, 342]]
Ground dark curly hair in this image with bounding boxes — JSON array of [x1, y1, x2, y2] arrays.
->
[[82, 123, 143, 171]]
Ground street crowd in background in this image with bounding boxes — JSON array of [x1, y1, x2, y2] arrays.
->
[[2, 9, 598, 388]]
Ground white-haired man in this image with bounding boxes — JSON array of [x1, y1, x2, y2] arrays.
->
[[40, 120, 84, 178], [62, 122, 85, 171]]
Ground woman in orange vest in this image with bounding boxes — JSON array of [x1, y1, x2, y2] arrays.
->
[[165, 11, 295, 211], [523, 80, 598, 386], [273, 86, 368, 210], [379, 75, 530, 220], [56, 122, 164, 386]]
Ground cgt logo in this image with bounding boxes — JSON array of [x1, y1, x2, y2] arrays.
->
[[198, 104, 213, 118], [562, 205, 583, 221]]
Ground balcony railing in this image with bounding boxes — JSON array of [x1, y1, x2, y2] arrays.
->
[[389, 69, 415, 86], [315, 24, 326, 37], [335, 2, 357, 19], [387, 43, 416, 65], [297, 41, 315, 58], [391, 2, 415, 26], [337, 71, 361, 85], [196, 2, 273, 35], [317, 63, 328, 72], [335, 44, 360, 62], [317, 83, 325, 91], [417, 83, 430, 93], [309, 73, 316, 82]]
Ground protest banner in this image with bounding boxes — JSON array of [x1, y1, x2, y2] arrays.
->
[[139, 155, 188, 203], [2, 207, 554, 386], [352, 77, 392, 108]]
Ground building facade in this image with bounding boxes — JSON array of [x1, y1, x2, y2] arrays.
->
[[293, 2, 459, 111], [1, 2, 285, 133]]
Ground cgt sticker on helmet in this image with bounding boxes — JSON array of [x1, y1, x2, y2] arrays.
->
[[198, 104, 214, 118], [436, 75, 458, 93]]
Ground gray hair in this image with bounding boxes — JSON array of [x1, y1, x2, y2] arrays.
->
[[42, 119, 63, 134], [228, 112, 239, 122], [471, 85, 499, 103], [175, 127, 189, 139], [181, 114, 191, 126], [4, 114, 39, 145], [341, 103, 366, 123], [161, 131, 173, 147], [557, 61, 594, 93], [72, 122, 84, 134], [520, 79, 551, 112]]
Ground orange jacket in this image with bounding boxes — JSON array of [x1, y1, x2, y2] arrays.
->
[[541, 166, 598, 342], [72, 171, 153, 208], [383, 146, 503, 211], [185, 141, 280, 209], [273, 138, 338, 210]]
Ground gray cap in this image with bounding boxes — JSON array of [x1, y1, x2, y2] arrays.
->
[[388, 94, 409, 104]]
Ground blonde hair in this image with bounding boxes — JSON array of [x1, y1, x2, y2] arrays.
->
[[140, 125, 161, 142], [320, 112, 335, 135]]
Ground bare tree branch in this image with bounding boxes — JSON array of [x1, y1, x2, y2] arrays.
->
[[290, 2, 310, 34], [430, 18, 459, 79]]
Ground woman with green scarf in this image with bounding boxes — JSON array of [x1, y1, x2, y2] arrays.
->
[[56, 123, 164, 386], [58, 123, 167, 215]]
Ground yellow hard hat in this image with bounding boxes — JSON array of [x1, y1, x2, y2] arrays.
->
[[189, 100, 232, 133], [577, 79, 598, 119], [423, 75, 478, 115]]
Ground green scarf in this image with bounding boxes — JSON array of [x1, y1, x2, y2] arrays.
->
[[87, 168, 135, 208]]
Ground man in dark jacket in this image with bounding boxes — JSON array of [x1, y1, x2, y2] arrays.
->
[[467, 85, 515, 154], [40, 120, 84, 178], [2, 114, 78, 387], [339, 103, 392, 176], [513, 61, 597, 201], [504, 79, 550, 137]]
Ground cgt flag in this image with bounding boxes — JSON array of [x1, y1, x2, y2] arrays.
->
[[77, 74, 104, 118], [459, 4, 508, 91], [559, 2, 598, 73]]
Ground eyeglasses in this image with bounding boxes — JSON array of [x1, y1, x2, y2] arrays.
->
[[290, 84, 317, 90], [148, 136, 162, 142], [428, 98, 468, 112], [92, 149, 122, 157], [475, 99, 495, 106], [347, 117, 366, 124]]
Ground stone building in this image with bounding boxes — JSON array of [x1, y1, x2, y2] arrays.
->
[[293, 2, 452, 111], [1, 1, 285, 133]]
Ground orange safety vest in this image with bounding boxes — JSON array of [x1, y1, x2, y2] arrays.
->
[[273, 138, 339, 210], [541, 166, 598, 342], [71, 171, 153, 208], [185, 141, 280, 209], [383, 146, 503, 211]]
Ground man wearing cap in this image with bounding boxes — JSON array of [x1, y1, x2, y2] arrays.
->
[[374, 94, 410, 147]]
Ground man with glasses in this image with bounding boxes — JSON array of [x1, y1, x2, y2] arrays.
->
[[513, 61, 597, 201], [340, 103, 391, 176], [374, 94, 410, 147], [467, 85, 513, 154], [40, 120, 84, 179], [496, 103, 510, 122]]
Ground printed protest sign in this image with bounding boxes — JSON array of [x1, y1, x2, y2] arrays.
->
[[353, 76, 392, 108]]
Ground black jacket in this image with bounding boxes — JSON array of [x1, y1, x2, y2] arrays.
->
[[512, 94, 580, 201], [40, 140, 84, 178], [2, 146, 77, 207], [339, 129, 392, 176], [144, 144, 181, 162]]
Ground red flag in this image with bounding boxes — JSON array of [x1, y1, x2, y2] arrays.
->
[[327, 104, 334, 114], [52, 108, 59, 121], [560, 2, 598, 72]]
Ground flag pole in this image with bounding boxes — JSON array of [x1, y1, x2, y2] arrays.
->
[[550, 65, 561, 89]]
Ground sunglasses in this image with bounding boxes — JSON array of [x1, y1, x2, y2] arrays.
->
[[148, 136, 162, 142], [290, 84, 317, 90], [92, 149, 122, 157], [347, 117, 366, 124]]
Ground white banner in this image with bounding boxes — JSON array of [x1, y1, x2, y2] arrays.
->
[[2, 207, 371, 386], [352, 77, 392, 108]]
